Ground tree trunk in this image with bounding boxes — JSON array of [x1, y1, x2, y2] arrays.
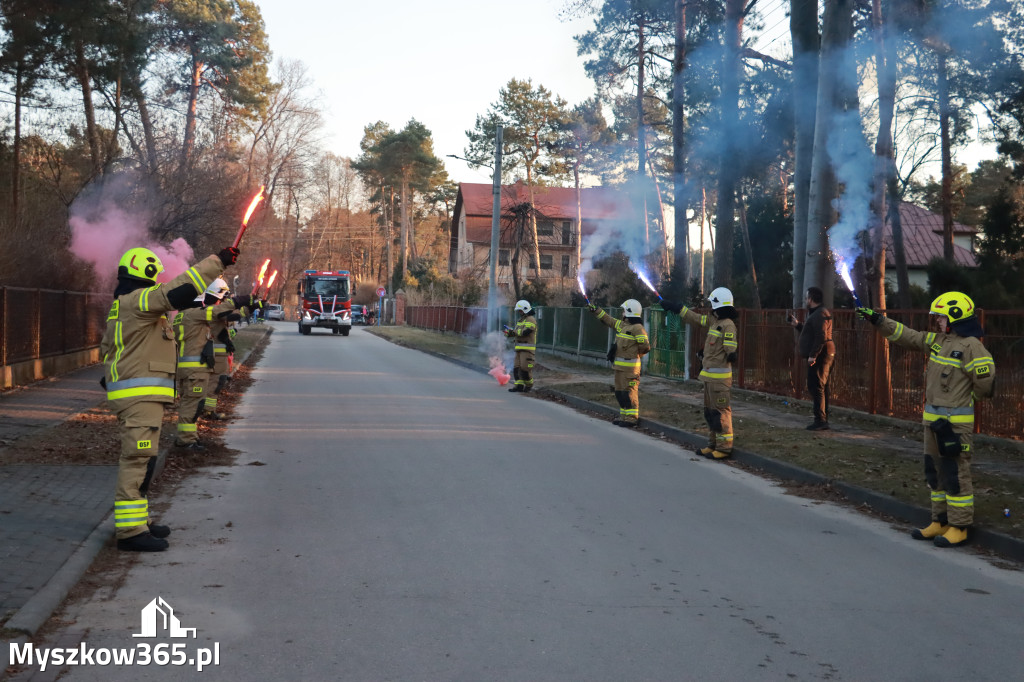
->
[[525, 168, 541, 279], [135, 86, 159, 177], [737, 188, 761, 309], [868, 0, 893, 311], [714, 0, 744, 286], [74, 39, 102, 177], [12, 60, 23, 227], [938, 53, 954, 261], [804, 0, 853, 308], [182, 53, 203, 169], [636, 15, 647, 177], [790, 0, 819, 307], [671, 0, 690, 286]]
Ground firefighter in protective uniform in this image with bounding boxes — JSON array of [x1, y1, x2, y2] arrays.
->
[[204, 286, 247, 419], [173, 282, 259, 448], [663, 287, 739, 458], [857, 292, 996, 548], [588, 299, 651, 427], [100, 245, 239, 551], [505, 300, 537, 392]]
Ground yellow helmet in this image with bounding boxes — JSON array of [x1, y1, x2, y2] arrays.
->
[[929, 291, 975, 322], [118, 247, 164, 283]]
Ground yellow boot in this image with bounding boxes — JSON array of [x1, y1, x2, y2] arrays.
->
[[933, 526, 969, 548], [911, 522, 949, 541], [711, 450, 732, 460], [696, 447, 714, 457]]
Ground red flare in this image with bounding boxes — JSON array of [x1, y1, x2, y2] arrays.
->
[[232, 186, 266, 248]]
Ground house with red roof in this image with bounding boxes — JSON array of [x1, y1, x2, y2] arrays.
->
[[883, 202, 978, 291], [449, 181, 636, 290]]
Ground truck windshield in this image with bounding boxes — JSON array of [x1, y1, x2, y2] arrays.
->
[[305, 278, 349, 299]]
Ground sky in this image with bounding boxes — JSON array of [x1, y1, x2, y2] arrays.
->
[[253, 0, 599, 186]]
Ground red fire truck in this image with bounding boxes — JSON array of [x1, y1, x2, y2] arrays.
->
[[297, 269, 354, 336]]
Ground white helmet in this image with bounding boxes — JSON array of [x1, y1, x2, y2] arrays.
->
[[204, 278, 230, 300], [515, 300, 532, 314], [708, 287, 734, 309], [621, 299, 642, 317]]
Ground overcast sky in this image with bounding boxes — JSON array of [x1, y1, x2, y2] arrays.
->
[[253, 0, 599, 185]]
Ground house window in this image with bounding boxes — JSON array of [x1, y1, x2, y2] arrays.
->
[[561, 255, 571, 276], [498, 249, 509, 266], [537, 220, 554, 236], [561, 222, 572, 245], [540, 254, 553, 270]]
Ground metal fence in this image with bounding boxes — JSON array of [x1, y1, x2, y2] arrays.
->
[[406, 304, 1024, 441], [0, 288, 111, 366]]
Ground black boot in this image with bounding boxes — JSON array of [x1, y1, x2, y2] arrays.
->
[[149, 524, 171, 539], [117, 532, 169, 552], [508, 385, 523, 392]]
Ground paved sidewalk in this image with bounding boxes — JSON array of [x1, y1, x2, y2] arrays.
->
[[0, 365, 112, 628], [1, 330, 270, 645]]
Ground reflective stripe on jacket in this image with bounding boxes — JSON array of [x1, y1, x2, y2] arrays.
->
[[100, 255, 224, 409]]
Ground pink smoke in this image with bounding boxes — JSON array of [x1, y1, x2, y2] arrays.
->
[[69, 202, 194, 289], [488, 356, 511, 386]]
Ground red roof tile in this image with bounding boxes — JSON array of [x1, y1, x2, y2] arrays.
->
[[883, 202, 977, 268], [456, 182, 635, 244]]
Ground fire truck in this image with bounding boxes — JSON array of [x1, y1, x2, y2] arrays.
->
[[296, 269, 354, 336]]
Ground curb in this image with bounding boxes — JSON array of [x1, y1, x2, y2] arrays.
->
[[2, 326, 274, 639], [537, 387, 1024, 564], [369, 332, 1024, 565]]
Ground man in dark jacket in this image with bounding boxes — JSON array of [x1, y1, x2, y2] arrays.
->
[[787, 286, 836, 430]]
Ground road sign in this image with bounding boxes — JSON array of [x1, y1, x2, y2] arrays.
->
[[376, 287, 386, 297]]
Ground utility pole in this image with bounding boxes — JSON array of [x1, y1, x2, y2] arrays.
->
[[487, 126, 504, 335]]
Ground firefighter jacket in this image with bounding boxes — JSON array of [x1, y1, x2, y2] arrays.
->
[[796, 305, 835, 360], [207, 300, 238, 374], [100, 255, 225, 412], [595, 309, 650, 373], [507, 314, 537, 352], [678, 306, 738, 384], [876, 316, 995, 426]]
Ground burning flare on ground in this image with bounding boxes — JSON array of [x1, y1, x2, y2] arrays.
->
[[233, 186, 266, 248]]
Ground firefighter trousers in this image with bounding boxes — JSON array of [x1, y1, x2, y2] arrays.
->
[[514, 350, 535, 389], [923, 422, 975, 527], [114, 401, 163, 540], [176, 371, 211, 444], [703, 380, 734, 452], [613, 369, 640, 423]]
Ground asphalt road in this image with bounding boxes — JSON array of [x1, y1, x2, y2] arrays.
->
[[37, 323, 1024, 681]]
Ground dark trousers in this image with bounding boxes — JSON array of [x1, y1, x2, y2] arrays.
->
[[807, 350, 835, 423]]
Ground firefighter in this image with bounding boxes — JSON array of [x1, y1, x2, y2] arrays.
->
[[173, 280, 249, 446], [100, 245, 238, 551], [505, 300, 538, 392], [663, 287, 739, 459], [857, 292, 996, 548], [206, 288, 245, 418], [588, 299, 651, 427]]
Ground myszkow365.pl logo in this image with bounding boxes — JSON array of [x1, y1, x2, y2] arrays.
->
[[8, 596, 221, 673]]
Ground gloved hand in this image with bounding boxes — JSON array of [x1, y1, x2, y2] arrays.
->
[[225, 339, 236, 354], [99, 376, 107, 390], [228, 327, 238, 338], [726, 352, 737, 364], [856, 307, 882, 325], [231, 294, 259, 309], [218, 246, 240, 267], [661, 300, 683, 314], [587, 303, 598, 313], [606, 345, 617, 363], [696, 350, 704, 361]]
